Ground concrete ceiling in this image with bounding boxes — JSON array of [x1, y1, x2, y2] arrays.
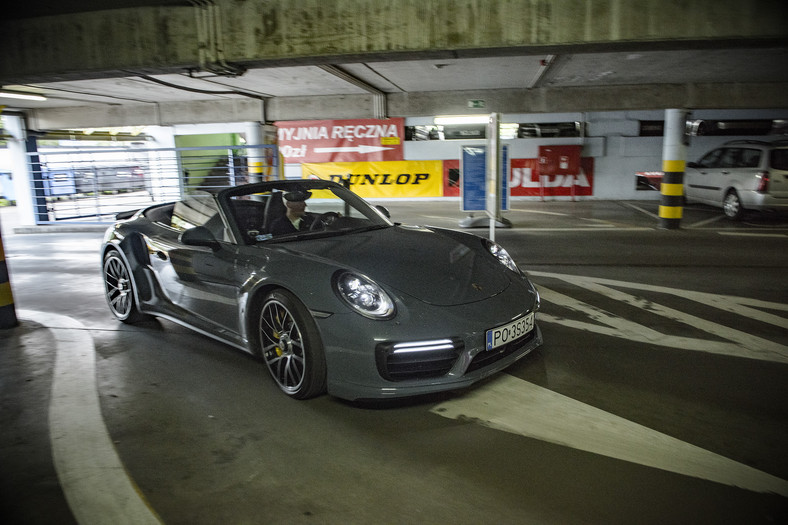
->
[[1, 1, 787, 124], [3, 46, 786, 114]]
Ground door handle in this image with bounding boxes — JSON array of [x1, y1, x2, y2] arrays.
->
[[156, 251, 168, 261]]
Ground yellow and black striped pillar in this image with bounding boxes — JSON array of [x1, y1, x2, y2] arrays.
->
[[659, 159, 685, 229], [0, 225, 18, 329], [659, 109, 689, 229]]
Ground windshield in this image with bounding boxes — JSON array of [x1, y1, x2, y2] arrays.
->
[[223, 180, 393, 244]]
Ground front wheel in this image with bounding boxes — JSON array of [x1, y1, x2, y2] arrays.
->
[[723, 191, 744, 220], [103, 251, 148, 323], [258, 289, 327, 399]]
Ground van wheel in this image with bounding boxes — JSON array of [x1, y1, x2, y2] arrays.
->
[[723, 191, 744, 220]]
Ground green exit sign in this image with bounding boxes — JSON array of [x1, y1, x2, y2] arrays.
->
[[467, 99, 486, 109]]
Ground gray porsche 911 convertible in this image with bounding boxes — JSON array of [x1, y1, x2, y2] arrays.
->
[[101, 179, 542, 400]]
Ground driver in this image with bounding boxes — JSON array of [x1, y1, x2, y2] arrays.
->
[[269, 190, 314, 235]]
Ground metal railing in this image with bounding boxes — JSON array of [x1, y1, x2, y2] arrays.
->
[[26, 143, 278, 224]]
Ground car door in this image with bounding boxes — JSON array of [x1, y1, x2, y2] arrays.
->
[[148, 196, 243, 334], [735, 147, 765, 194], [686, 147, 734, 205]]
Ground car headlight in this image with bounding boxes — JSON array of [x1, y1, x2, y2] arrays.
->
[[484, 239, 522, 275], [335, 272, 396, 319]]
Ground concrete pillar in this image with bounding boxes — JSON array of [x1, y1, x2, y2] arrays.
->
[[246, 122, 265, 183], [5, 116, 35, 226], [659, 109, 689, 229]]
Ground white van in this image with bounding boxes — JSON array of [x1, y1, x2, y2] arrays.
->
[[685, 139, 788, 219]]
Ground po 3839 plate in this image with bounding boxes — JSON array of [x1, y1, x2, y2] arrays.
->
[[486, 312, 534, 351]]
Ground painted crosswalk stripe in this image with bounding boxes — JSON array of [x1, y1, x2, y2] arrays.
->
[[431, 374, 788, 496], [530, 272, 788, 364]]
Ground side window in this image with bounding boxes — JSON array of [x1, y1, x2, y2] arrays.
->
[[717, 148, 740, 169], [171, 194, 230, 241], [739, 148, 761, 168], [770, 148, 788, 170], [698, 149, 723, 168]]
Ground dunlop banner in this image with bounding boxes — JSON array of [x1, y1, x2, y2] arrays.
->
[[302, 161, 443, 198]]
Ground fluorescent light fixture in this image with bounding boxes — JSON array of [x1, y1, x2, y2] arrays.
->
[[0, 90, 47, 101], [434, 115, 490, 126]]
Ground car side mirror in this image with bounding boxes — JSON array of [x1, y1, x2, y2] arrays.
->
[[375, 205, 391, 219], [180, 226, 221, 251], [687, 162, 699, 169]]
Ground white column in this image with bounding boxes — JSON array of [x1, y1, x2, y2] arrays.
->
[[5, 116, 35, 225]]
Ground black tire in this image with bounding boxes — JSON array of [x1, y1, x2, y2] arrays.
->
[[258, 289, 327, 399], [723, 190, 744, 220], [103, 250, 148, 323]]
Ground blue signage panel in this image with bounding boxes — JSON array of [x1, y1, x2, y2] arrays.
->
[[461, 146, 487, 212], [461, 145, 509, 213], [501, 145, 509, 211]]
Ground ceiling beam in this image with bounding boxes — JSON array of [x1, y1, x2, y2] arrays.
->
[[2, 0, 786, 85]]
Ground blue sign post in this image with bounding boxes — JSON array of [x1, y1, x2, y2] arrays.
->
[[461, 146, 487, 213], [459, 140, 510, 234]]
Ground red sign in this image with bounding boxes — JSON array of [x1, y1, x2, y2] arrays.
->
[[443, 158, 594, 197], [274, 118, 405, 163], [510, 158, 594, 197]]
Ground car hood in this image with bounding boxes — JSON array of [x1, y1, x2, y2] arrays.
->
[[277, 225, 511, 306]]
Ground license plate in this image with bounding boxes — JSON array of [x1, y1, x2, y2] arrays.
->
[[486, 312, 534, 351]]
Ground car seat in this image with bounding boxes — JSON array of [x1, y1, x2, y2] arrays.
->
[[262, 192, 286, 234]]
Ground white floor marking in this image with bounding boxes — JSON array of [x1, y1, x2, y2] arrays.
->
[[530, 272, 788, 364], [687, 215, 725, 228], [717, 232, 787, 238], [620, 201, 660, 219], [511, 227, 654, 232], [431, 374, 788, 496], [21, 310, 162, 525], [508, 208, 569, 216]]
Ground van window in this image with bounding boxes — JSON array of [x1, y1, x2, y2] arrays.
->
[[698, 149, 723, 168], [718, 148, 740, 168], [771, 149, 788, 170], [739, 148, 761, 168]]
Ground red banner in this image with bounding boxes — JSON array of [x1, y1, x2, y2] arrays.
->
[[510, 158, 594, 197], [443, 158, 594, 197], [274, 118, 405, 163]]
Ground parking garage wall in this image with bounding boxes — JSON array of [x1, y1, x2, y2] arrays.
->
[[281, 108, 788, 200]]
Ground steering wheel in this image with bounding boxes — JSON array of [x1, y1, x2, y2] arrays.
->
[[310, 211, 340, 231]]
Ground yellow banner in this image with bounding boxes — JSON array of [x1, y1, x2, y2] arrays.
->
[[302, 161, 443, 198]]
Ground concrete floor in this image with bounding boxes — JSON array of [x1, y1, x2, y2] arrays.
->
[[1, 200, 787, 524]]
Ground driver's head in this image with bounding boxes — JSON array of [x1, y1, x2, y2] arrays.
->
[[283, 190, 310, 217], [285, 199, 306, 216]]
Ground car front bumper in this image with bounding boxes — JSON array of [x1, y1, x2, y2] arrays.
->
[[317, 283, 543, 401]]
